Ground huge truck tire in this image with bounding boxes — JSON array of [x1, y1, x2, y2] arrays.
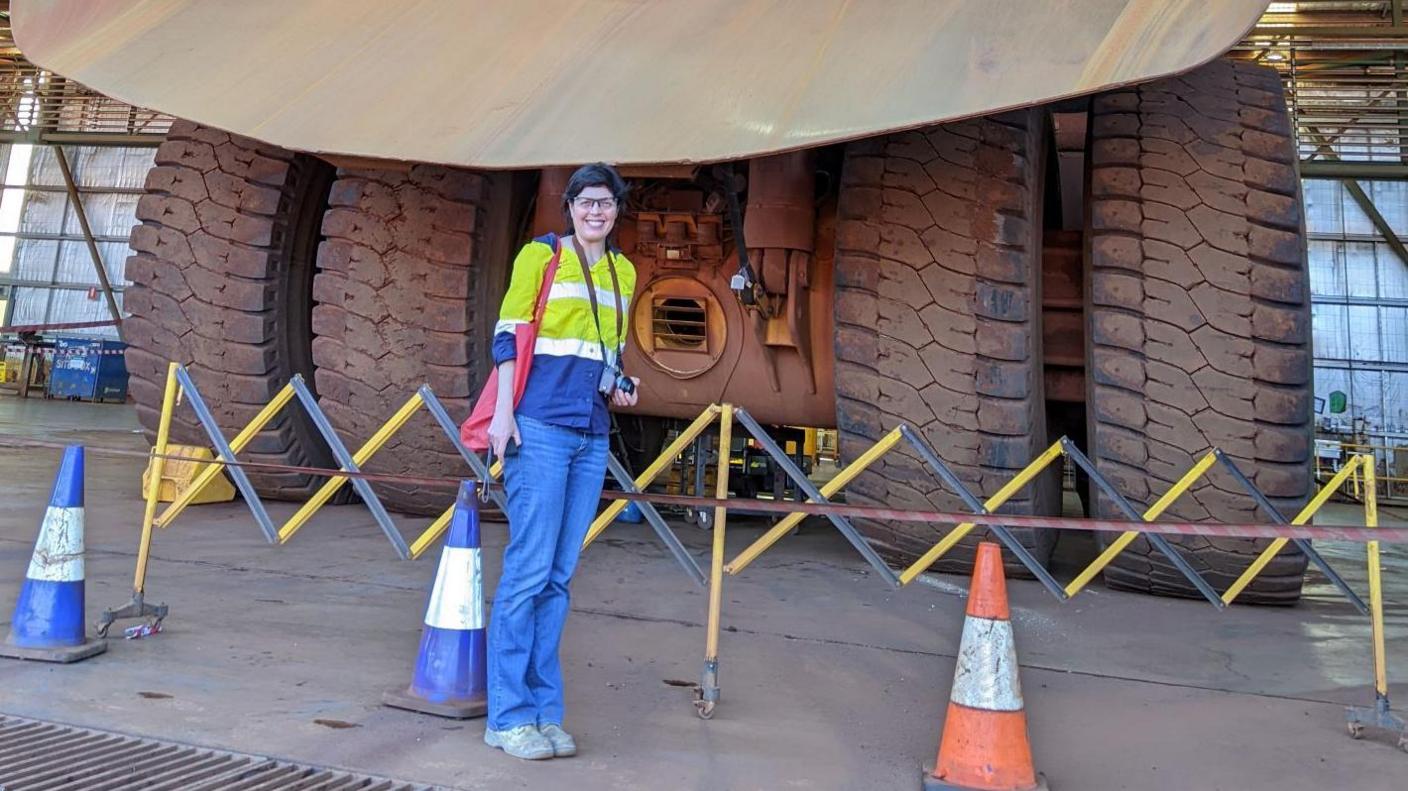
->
[[126, 121, 336, 497], [1084, 59, 1312, 603], [310, 167, 516, 514], [834, 108, 1058, 576]]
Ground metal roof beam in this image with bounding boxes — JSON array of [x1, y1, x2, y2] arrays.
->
[[1300, 160, 1408, 177], [1342, 177, 1408, 266], [0, 131, 165, 147]]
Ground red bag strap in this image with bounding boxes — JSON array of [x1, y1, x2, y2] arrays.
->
[[530, 239, 563, 324]]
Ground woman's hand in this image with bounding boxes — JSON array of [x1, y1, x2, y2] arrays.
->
[[611, 377, 640, 408], [488, 410, 520, 459]]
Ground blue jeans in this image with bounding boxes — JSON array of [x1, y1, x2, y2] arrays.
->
[[488, 414, 608, 730]]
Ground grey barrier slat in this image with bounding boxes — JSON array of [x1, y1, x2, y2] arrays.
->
[[173, 365, 278, 543], [289, 376, 409, 560], [898, 425, 1069, 601], [1213, 450, 1368, 614], [418, 385, 705, 585], [733, 408, 900, 588], [416, 385, 509, 513], [1061, 438, 1226, 609], [605, 451, 707, 587]]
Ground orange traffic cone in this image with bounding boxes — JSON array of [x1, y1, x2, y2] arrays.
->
[[923, 542, 1047, 790]]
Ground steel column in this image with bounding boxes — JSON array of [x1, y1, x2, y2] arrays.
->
[[52, 147, 125, 342]]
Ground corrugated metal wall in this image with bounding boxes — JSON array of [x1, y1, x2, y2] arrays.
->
[[0, 143, 154, 339]]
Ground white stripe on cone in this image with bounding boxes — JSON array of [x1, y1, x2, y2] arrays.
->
[[25, 506, 85, 583], [949, 615, 1024, 712], [424, 546, 484, 631]]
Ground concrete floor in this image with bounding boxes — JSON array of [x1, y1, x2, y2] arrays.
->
[[1, 396, 1406, 790]]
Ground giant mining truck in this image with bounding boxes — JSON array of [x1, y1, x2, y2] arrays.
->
[[14, 1, 1313, 601]]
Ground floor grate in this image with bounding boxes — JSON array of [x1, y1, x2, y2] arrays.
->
[[0, 713, 439, 791]]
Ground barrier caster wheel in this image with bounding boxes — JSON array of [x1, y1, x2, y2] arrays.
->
[[1397, 734, 1407, 753], [696, 509, 712, 531], [694, 699, 715, 720], [1348, 722, 1364, 739]]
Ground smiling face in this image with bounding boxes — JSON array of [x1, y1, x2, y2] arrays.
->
[[569, 185, 619, 244]]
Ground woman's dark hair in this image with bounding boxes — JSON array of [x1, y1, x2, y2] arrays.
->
[[562, 162, 629, 227]]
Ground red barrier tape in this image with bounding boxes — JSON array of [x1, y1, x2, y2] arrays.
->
[[1, 434, 1401, 545]]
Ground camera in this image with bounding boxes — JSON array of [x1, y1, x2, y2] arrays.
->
[[598, 363, 635, 398]]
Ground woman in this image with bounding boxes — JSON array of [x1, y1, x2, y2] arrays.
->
[[483, 163, 639, 760]]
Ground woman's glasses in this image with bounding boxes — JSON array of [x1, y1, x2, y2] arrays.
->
[[572, 197, 618, 212]]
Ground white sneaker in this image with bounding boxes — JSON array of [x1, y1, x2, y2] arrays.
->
[[484, 724, 553, 760], [538, 723, 577, 757]]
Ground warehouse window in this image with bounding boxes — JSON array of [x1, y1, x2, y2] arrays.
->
[[1305, 178, 1408, 474], [0, 144, 154, 337]]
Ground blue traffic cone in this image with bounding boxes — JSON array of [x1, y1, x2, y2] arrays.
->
[[2, 446, 107, 663], [383, 481, 487, 718]]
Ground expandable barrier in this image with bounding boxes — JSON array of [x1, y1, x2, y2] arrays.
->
[[724, 427, 1366, 612], [100, 361, 707, 635], [585, 403, 1401, 739], [83, 366, 1402, 745]]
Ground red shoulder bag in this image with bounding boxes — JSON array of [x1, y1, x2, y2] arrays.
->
[[460, 240, 562, 452]]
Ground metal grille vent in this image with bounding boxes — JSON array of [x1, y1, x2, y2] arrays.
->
[[651, 296, 708, 350], [0, 714, 438, 791]]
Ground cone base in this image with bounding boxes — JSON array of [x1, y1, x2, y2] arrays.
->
[[0, 636, 107, 664], [382, 685, 487, 719], [922, 762, 1049, 791]]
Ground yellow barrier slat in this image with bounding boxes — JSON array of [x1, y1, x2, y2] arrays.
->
[[135, 362, 179, 594], [410, 506, 455, 560], [723, 426, 903, 575], [1063, 451, 1219, 597], [155, 383, 297, 529], [408, 459, 505, 559], [1219, 455, 1366, 605], [705, 404, 733, 661], [278, 391, 425, 543], [1363, 457, 1388, 696], [897, 439, 1065, 586], [583, 404, 721, 548]]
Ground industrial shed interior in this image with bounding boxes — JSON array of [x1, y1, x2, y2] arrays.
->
[[1, 3, 1407, 790]]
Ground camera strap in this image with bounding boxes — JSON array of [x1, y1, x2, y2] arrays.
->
[[572, 236, 624, 366]]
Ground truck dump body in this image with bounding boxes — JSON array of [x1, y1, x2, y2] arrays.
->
[[14, 0, 1267, 168], [13, 0, 1317, 602]]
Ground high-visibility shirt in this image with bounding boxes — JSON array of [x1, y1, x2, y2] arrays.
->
[[492, 233, 637, 434]]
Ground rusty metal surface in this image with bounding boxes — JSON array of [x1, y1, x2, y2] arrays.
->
[[1040, 229, 1085, 404], [12, 0, 1268, 168], [0, 713, 437, 790], [619, 193, 837, 427]]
